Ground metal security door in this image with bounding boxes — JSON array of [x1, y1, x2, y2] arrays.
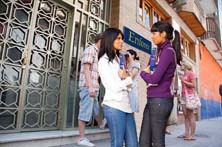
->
[[0, 0, 70, 132]]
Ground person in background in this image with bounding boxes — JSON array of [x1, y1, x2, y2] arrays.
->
[[98, 28, 138, 147], [125, 49, 141, 114], [77, 33, 106, 147], [178, 62, 197, 141], [139, 20, 182, 147]]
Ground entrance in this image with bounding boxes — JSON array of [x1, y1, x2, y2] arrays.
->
[[0, 0, 71, 132], [0, 0, 111, 133]]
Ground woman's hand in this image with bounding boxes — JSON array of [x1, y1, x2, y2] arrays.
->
[[118, 69, 129, 79], [179, 76, 184, 82], [143, 66, 151, 74]]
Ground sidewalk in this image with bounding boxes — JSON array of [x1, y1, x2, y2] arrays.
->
[[60, 117, 222, 147], [166, 117, 222, 147]]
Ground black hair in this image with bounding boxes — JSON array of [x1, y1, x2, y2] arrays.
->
[[172, 30, 182, 65], [127, 49, 139, 60], [151, 21, 182, 65], [98, 28, 124, 62]]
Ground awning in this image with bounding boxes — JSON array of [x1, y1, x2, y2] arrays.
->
[[178, 11, 206, 37]]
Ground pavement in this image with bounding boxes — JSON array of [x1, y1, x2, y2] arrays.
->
[[59, 117, 222, 147]]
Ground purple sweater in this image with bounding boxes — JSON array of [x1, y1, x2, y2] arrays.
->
[[140, 40, 176, 98]]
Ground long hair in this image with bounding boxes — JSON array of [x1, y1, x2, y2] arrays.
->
[[127, 49, 139, 60], [98, 28, 124, 62], [151, 21, 182, 65]]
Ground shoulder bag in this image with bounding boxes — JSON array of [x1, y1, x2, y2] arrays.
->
[[185, 87, 201, 110]]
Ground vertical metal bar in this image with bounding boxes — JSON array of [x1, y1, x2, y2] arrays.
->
[[59, 4, 75, 130]]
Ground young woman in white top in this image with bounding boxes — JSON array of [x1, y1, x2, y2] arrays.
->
[[98, 28, 138, 147]]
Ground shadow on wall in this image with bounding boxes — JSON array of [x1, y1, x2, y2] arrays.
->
[[200, 98, 222, 119]]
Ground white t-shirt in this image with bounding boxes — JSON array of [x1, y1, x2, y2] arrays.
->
[[98, 54, 133, 113]]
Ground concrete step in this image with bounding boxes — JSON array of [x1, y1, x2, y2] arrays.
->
[[0, 129, 109, 147], [56, 139, 110, 147]]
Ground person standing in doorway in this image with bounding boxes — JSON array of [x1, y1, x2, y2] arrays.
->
[[139, 20, 182, 147], [77, 33, 106, 147]]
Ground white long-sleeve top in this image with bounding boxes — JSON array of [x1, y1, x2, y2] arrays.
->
[[98, 54, 133, 113]]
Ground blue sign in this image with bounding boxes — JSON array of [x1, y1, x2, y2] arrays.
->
[[123, 26, 152, 54]]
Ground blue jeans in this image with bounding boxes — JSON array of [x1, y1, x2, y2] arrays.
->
[[139, 97, 173, 147], [103, 105, 138, 147]]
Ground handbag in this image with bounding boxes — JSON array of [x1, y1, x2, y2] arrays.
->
[[167, 97, 178, 125], [185, 87, 201, 110]]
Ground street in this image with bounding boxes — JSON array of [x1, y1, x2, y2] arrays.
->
[[58, 117, 222, 147]]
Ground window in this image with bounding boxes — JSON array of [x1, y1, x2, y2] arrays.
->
[[181, 37, 190, 56], [181, 33, 195, 61], [139, 0, 164, 28], [144, 3, 151, 27], [153, 11, 160, 23]]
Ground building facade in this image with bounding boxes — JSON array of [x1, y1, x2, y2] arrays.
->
[[199, 0, 222, 119], [111, 0, 208, 131], [0, 0, 222, 146]]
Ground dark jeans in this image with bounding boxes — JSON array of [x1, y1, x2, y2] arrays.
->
[[139, 97, 173, 147]]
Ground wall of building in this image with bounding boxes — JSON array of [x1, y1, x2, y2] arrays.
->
[[111, 0, 199, 134], [199, 43, 222, 119], [117, 0, 151, 135]]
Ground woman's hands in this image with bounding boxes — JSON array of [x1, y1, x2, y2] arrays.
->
[[143, 66, 151, 74], [179, 76, 195, 88], [118, 69, 130, 79], [179, 76, 184, 82]]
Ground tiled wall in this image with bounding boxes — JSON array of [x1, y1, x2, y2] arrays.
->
[[200, 98, 222, 119]]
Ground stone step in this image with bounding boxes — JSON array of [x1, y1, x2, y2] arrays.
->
[[0, 129, 109, 147]]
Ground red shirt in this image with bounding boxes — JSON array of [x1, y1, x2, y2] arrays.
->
[[181, 71, 196, 97]]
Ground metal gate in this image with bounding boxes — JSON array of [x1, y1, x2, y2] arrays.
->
[[0, 0, 110, 133], [0, 0, 70, 132]]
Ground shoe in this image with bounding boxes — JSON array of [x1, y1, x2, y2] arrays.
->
[[184, 136, 196, 141], [77, 138, 95, 147], [177, 134, 189, 138], [99, 118, 107, 129], [165, 130, 171, 135]]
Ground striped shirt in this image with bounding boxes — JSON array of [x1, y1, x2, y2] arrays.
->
[[79, 44, 99, 91]]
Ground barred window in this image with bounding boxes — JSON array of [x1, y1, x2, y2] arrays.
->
[[139, 0, 165, 28]]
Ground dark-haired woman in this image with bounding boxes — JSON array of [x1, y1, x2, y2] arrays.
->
[[98, 28, 138, 147], [139, 20, 182, 147], [126, 49, 141, 113]]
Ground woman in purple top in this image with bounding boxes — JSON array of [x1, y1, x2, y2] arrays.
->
[[139, 21, 182, 147]]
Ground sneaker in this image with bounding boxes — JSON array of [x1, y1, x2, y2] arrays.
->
[[99, 118, 107, 129], [77, 138, 95, 147]]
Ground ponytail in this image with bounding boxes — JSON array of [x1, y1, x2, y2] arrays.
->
[[135, 56, 140, 60], [127, 49, 139, 61], [172, 30, 182, 65]]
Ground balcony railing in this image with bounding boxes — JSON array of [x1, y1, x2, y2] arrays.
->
[[201, 17, 221, 47]]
